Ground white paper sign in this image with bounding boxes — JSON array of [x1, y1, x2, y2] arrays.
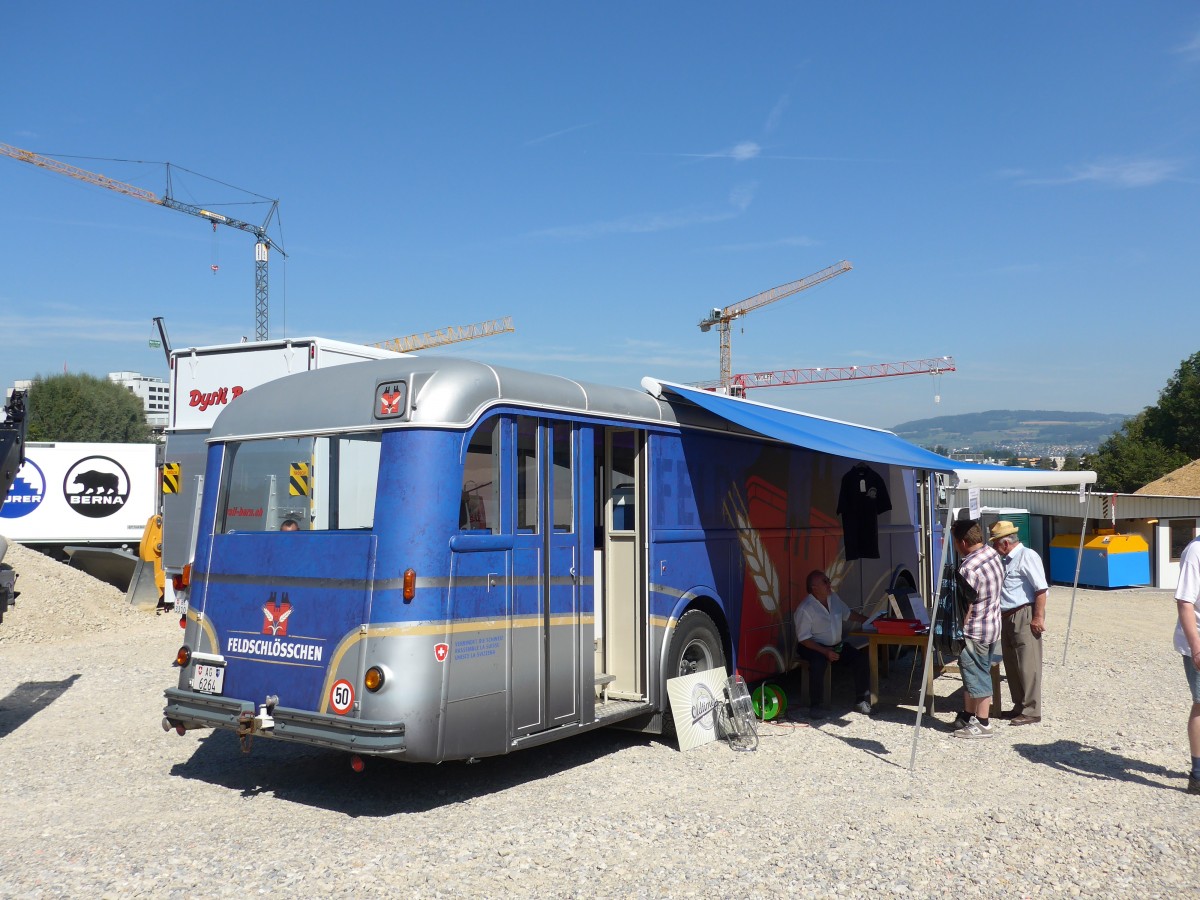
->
[[968, 488, 980, 520]]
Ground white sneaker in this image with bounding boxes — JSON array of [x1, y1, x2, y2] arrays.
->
[[952, 716, 993, 739]]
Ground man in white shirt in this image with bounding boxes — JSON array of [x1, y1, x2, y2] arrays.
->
[[793, 569, 870, 718], [1174, 532, 1200, 794], [989, 520, 1049, 726]]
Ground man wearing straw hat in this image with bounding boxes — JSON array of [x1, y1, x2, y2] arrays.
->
[[1173, 531, 1200, 794], [989, 520, 1048, 726]]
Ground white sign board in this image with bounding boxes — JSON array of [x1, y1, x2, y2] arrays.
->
[[1, 442, 156, 545], [666, 668, 728, 751]]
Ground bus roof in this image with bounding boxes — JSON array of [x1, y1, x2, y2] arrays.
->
[[208, 356, 686, 440]]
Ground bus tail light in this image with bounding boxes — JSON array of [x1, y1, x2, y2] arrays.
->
[[403, 568, 416, 602], [364, 666, 386, 692], [173, 564, 192, 592], [174, 645, 192, 667]]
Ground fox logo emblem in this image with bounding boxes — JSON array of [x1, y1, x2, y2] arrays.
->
[[262, 592, 293, 636]]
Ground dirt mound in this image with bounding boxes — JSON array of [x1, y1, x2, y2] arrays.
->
[[0, 541, 152, 645]]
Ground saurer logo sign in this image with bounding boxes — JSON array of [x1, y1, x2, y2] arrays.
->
[[189, 385, 244, 412]]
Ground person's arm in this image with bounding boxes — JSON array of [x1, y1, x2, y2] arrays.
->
[[799, 637, 839, 660], [1030, 589, 1048, 636], [1178, 600, 1200, 669], [847, 610, 868, 627]]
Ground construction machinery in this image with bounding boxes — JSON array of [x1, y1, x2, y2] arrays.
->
[[698, 260, 852, 390], [371, 316, 515, 353], [1, 142, 285, 341], [693, 356, 957, 396], [0, 388, 29, 623]]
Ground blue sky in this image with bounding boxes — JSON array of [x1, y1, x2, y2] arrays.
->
[[3, 4, 1198, 430]]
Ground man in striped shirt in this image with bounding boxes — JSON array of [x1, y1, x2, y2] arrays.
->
[[950, 518, 1005, 739]]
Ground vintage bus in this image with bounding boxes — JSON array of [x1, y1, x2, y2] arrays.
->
[[163, 355, 961, 765]]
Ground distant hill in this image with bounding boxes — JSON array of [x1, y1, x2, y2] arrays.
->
[[891, 410, 1131, 456]]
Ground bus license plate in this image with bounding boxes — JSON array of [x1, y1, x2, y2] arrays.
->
[[192, 663, 225, 695]]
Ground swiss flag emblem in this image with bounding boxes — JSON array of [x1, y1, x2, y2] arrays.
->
[[434, 642, 449, 662]]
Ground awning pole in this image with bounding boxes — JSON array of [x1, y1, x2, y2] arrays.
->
[[1061, 492, 1091, 667], [909, 474, 955, 772]]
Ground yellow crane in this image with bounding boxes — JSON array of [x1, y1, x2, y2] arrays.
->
[[1, 141, 285, 341], [371, 316, 515, 353], [698, 260, 852, 390]]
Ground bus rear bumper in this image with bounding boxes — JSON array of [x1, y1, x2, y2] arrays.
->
[[163, 688, 407, 756]]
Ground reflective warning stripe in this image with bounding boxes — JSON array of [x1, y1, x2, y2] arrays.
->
[[163, 462, 181, 494], [289, 462, 310, 497]]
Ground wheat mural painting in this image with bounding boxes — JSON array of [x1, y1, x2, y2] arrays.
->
[[723, 483, 790, 673]]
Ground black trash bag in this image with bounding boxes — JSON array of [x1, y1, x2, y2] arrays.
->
[[932, 561, 967, 657]]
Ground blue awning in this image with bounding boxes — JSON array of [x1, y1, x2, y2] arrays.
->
[[642, 379, 1097, 489]]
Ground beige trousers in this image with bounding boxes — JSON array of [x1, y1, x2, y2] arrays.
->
[[1001, 604, 1042, 718]]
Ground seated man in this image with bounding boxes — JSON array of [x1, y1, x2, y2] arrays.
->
[[793, 569, 872, 718]]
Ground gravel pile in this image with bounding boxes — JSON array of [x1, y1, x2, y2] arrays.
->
[[1, 541, 1198, 898]]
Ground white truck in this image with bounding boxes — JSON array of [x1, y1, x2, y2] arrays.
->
[[0, 440, 157, 549], [161, 337, 404, 584]]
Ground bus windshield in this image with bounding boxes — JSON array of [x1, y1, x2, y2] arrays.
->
[[218, 433, 382, 533]]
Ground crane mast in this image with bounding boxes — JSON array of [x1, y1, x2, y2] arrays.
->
[[1, 142, 285, 341], [698, 260, 852, 389]]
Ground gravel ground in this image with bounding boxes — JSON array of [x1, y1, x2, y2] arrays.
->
[[1, 540, 1198, 899]]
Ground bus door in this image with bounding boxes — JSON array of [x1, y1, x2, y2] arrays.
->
[[511, 417, 581, 736], [597, 428, 647, 702]]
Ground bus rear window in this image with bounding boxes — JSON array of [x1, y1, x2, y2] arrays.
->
[[218, 433, 381, 533]]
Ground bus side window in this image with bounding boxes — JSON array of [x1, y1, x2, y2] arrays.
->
[[460, 419, 500, 534]]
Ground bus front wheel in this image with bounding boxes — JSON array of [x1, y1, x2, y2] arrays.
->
[[663, 610, 727, 736], [668, 610, 727, 680]]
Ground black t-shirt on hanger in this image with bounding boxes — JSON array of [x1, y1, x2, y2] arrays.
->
[[837, 463, 892, 560]]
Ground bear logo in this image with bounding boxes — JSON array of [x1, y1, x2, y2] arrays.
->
[[73, 470, 119, 494], [63, 456, 131, 519]]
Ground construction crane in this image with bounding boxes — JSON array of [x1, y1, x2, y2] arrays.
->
[[731, 356, 956, 392], [0, 142, 285, 342], [371, 316, 515, 353], [698, 260, 852, 390], [691, 356, 956, 396]]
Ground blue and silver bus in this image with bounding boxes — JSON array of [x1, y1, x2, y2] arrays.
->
[[164, 356, 960, 764]]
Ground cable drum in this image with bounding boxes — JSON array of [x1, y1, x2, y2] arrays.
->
[[751, 683, 787, 721]]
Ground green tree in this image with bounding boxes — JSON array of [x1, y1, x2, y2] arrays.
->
[[27, 374, 155, 443], [1092, 411, 1189, 493], [1036, 456, 1056, 470], [1062, 454, 1081, 471], [1144, 350, 1200, 459]]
